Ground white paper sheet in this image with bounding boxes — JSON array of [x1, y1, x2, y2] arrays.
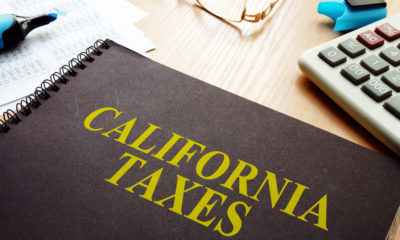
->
[[0, 0, 154, 112]]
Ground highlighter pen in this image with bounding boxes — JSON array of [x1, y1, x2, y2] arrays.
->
[[0, 13, 58, 50]]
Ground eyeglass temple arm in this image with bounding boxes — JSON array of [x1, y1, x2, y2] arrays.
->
[[242, 0, 281, 23]]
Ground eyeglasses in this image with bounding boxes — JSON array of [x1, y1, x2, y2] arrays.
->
[[195, 0, 284, 23]]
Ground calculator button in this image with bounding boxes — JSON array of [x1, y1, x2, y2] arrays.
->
[[375, 23, 400, 41], [380, 47, 400, 66], [318, 47, 347, 67], [361, 79, 392, 102], [357, 30, 385, 49], [382, 69, 400, 91], [338, 39, 366, 58], [384, 96, 400, 119], [341, 63, 370, 85], [360, 55, 389, 75]]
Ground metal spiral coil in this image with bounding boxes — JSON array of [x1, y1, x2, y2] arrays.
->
[[0, 39, 110, 133]]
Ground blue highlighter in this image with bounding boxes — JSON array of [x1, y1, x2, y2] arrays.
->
[[0, 13, 57, 50], [318, 0, 387, 31]]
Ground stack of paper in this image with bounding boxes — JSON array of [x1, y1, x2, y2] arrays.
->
[[0, 0, 155, 113]]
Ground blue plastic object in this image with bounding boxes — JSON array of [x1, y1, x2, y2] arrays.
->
[[0, 13, 58, 50], [0, 14, 14, 49], [47, 13, 58, 22], [318, 0, 387, 31]]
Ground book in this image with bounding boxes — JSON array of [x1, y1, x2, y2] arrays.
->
[[0, 39, 399, 240]]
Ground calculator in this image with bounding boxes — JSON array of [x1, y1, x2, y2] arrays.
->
[[298, 13, 400, 156]]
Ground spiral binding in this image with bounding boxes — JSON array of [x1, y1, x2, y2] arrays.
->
[[0, 39, 110, 133]]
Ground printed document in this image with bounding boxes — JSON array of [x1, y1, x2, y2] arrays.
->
[[0, 0, 154, 112]]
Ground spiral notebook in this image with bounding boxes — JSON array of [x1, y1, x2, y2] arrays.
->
[[0, 39, 399, 240]]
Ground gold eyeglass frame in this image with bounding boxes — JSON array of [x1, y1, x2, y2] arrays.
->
[[195, 0, 283, 23]]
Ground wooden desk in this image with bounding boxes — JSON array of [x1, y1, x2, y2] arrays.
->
[[129, 0, 400, 238]]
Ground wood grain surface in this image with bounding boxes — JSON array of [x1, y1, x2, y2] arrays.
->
[[128, 0, 400, 239]]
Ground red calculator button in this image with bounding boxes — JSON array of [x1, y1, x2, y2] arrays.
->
[[357, 30, 384, 49], [375, 23, 400, 41]]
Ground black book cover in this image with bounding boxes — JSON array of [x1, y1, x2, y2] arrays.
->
[[0, 40, 399, 239]]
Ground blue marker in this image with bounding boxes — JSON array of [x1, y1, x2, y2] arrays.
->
[[318, 0, 387, 31], [0, 13, 58, 50]]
